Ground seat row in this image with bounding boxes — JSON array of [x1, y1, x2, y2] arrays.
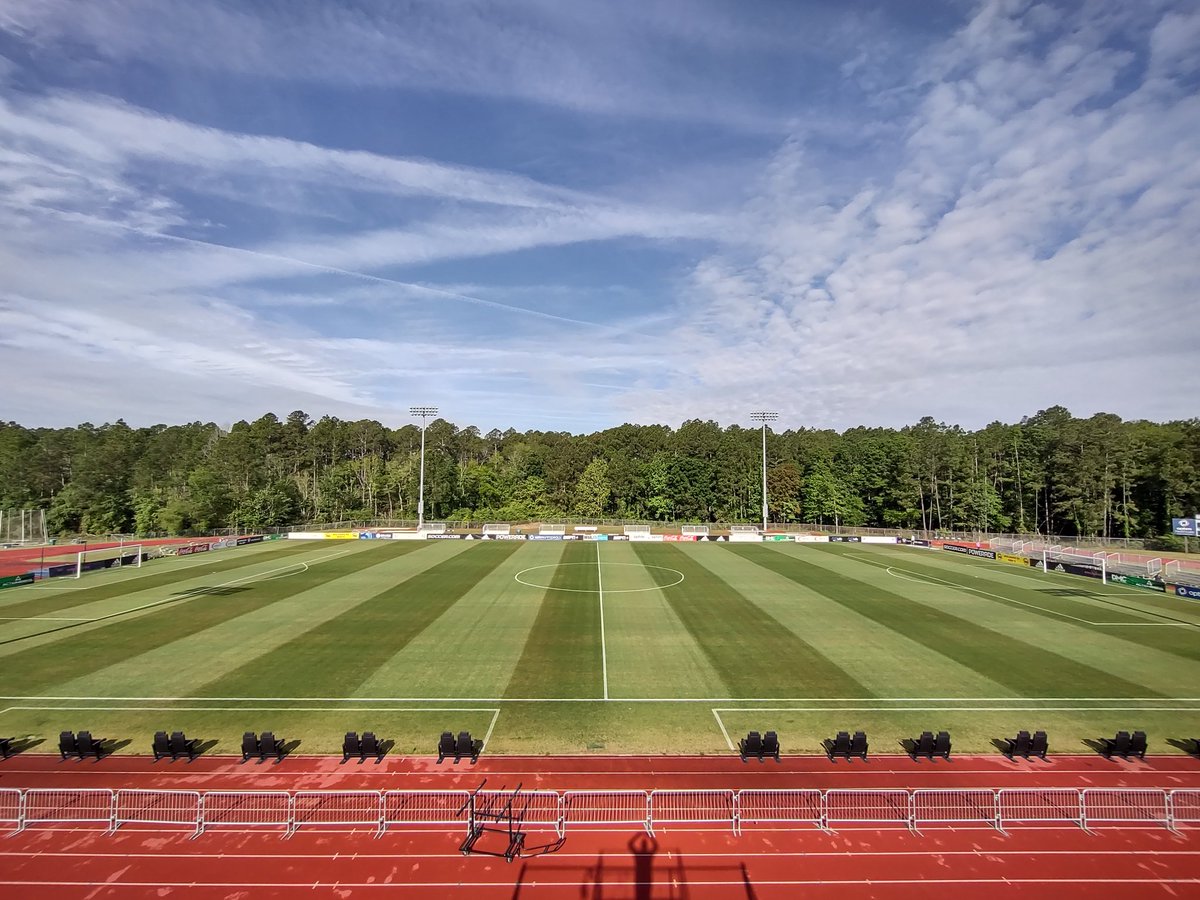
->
[[437, 730, 482, 763]]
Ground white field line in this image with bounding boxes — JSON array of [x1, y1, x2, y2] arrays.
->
[[3, 695, 1198, 703], [712, 708, 736, 751], [0, 616, 92, 621], [597, 541, 608, 701], [480, 709, 501, 751], [869, 559, 1196, 628]]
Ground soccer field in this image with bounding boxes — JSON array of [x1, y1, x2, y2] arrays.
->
[[1, 538, 1198, 756]]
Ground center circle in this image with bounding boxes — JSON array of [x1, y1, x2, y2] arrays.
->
[[514, 562, 685, 594]]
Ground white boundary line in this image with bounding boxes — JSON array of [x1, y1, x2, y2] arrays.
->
[[3, 695, 1198, 703], [711, 708, 735, 751], [597, 541, 609, 700]]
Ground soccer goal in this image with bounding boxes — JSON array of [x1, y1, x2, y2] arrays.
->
[[0, 508, 47, 546], [76, 544, 143, 579], [539, 524, 566, 536], [419, 522, 447, 534], [623, 524, 652, 536], [729, 525, 760, 534], [482, 524, 511, 536], [681, 524, 709, 537]]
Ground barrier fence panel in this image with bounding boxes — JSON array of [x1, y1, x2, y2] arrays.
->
[[1169, 790, 1200, 827], [825, 789, 912, 830], [0, 788, 23, 830], [648, 790, 735, 835], [736, 790, 822, 830], [1082, 789, 1171, 830], [479, 790, 563, 837], [913, 789, 998, 830], [115, 790, 201, 833], [22, 789, 115, 831], [383, 790, 470, 830], [292, 791, 383, 836], [996, 789, 1083, 831], [200, 791, 292, 834], [562, 791, 650, 832]]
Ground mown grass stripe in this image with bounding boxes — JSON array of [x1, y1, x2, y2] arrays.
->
[[632, 543, 870, 698], [505, 542, 603, 699], [0, 543, 318, 619], [740, 544, 1164, 698], [198, 541, 524, 698], [0, 543, 415, 695]]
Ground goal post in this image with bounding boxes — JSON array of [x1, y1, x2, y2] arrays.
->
[[539, 524, 566, 536], [681, 525, 709, 536], [623, 524, 652, 536], [482, 524, 511, 536], [0, 509, 48, 546], [76, 544, 143, 579]]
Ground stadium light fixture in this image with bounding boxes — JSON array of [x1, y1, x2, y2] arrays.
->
[[410, 406, 439, 530], [749, 412, 778, 534]]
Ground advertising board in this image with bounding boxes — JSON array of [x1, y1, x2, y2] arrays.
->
[[996, 552, 1026, 566], [425, 533, 463, 540], [1174, 584, 1200, 600], [1107, 573, 1166, 592], [1172, 518, 1199, 537], [942, 543, 997, 560]]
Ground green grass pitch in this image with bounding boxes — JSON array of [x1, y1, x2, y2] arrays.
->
[[1, 537, 1198, 756]]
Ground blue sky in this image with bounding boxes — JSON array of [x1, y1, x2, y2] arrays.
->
[[0, 0, 1197, 432]]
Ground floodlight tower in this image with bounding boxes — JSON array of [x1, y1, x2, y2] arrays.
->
[[750, 411, 778, 534], [410, 406, 439, 530]]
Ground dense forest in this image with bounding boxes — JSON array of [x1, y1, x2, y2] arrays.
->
[[0, 408, 1197, 541]]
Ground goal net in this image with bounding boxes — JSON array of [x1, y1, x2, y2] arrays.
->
[[730, 525, 760, 534], [623, 524, 652, 536], [419, 522, 447, 534], [539, 524, 566, 536], [76, 544, 143, 579], [0, 509, 47, 545], [681, 525, 709, 536], [482, 524, 511, 535]]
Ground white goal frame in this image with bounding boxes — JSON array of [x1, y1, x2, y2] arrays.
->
[[76, 544, 142, 579], [539, 524, 566, 536], [418, 522, 447, 534], [482, 524, 511, 535], [729, 525, 760, 534], [681, 525, 709, 536], [623, 524, 652, 536]]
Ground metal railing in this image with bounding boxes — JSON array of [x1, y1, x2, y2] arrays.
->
[[4, 786, 1198, 837]]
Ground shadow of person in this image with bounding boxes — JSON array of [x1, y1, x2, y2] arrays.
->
[[629, 832, 659, 900]]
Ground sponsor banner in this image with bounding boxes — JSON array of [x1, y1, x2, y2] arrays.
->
[[388, 532, 425, 541], [587, 533, 610, 541], [1108, 573, 1166, 592], [1172, 517, 1199, 537], [357, 532, 378, 540], [764, 534, 791, 542], [728, 533, 762, 542], [1039, 559, 1103, 579], [0, 573, 35, 589], [942, 543, 997, 560], [996, 552, 1026, 566], [235, 535, 265, 546], [899, 538, 934, 548], [664, 534, 699, 542], [1174, 584, 1200, 600], [425, 533, 463, 540], [794, 534, 826, 543], [628, 533, 664, 542], [610, 534, 630, 541], [211, 538, 236, 550], [828, 535, 862, 543], [287, 532, 326, 540], [860, 536, 898, 544], [176, 543, 212, 556], [526, 534, 562, 541], [266, 533, 283, 541], [323, 532, 361, 540]]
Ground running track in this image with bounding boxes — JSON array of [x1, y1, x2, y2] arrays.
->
[[2, 753, 1198, 898]]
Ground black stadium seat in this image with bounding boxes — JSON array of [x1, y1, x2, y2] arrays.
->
[[152, 731, 171, 761], [242, 732, 259, 762], [437, 731, 455, 763], [343, 732, 361, 763], [59, 731, 77, 761]]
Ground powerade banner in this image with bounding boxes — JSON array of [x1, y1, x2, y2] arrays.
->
[[828, 535, 862, 543], [1175, 584, 1200, 600], [1107, 573, 1166, 592], [482, 533, 526, 541], [942, 544, 997, 560]]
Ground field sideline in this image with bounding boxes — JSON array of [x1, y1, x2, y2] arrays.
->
[[0, 537, 1197, 756]]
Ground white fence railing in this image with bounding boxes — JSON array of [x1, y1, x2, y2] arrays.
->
[[4, 786, 1197, 837]]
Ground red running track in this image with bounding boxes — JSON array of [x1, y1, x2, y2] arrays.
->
[[2, 753, 1199, 898], [0, 537, 218, 578]]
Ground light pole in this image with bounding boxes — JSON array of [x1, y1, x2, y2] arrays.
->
[[750, 411, 778, 534], [410, 406, 438, 529]]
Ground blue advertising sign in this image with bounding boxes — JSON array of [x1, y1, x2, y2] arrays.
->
[[1176, 584, 1200, 600], [1173, 518, 1199, 536]]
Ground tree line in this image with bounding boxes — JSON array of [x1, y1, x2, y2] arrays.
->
[[0, 407, 1196, 543]]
